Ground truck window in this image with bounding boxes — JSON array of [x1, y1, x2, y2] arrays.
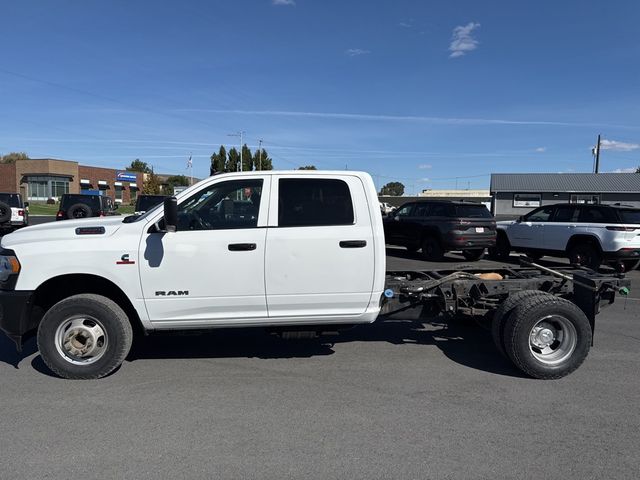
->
[[176, 179, 263, 230], [278, 179, 354, 227]]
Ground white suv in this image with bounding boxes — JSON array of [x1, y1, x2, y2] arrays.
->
[[490, 203, 640, 271], [0, 193, 29, 234]]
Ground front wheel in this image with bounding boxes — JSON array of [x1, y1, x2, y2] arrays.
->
[[502, 295, 592, 379], [421, 236, 444, 261], [37, 294, 133, 379]]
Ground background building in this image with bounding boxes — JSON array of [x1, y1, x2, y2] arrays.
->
[[0, 158, 143, 204], [491, 173, 640, 219]]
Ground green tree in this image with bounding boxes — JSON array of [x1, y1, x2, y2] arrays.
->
[[253, 148, 273, 170], [126, 159, 151, 173], [241, 144, 253, 171], [142, 170, 161, 194], [0, 152, 29, 164], [210, 146, 227, 175], [379, 181, 405, 196], [227, 148, 240, 172], [298, 165, 317, 170], [164, 175, 190, 195], [636, 166, 640, 173]]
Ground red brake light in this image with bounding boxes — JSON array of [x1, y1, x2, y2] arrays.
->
[[56, 211, 63, 218], [17, 210, 24, 216]]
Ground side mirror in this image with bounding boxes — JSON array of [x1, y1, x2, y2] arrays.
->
[[517, 215, 523, 223], [164, 197, 178, 232]]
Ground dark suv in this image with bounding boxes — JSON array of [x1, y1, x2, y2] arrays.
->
[[383, 200, 496, 260], [56, 194, 118, 221]]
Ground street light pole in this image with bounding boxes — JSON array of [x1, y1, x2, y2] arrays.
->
[[257, 139, 263, 171]]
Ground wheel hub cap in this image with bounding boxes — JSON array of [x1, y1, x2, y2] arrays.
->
[[55, 316, 108, 365], [531, 326, 555, 348], [528, 316, 578, 366]]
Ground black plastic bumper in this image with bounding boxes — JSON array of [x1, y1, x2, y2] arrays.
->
[[0, 290, 35, 351]]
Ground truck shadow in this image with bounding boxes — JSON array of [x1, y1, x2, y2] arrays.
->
[[121, 308, 526, 379]]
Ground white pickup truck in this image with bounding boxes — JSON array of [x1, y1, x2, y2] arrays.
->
[[0, 171, 630, 379]]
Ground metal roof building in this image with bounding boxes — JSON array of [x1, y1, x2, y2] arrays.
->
[[490, 173, 640, 218]]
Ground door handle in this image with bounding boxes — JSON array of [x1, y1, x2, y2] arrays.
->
[[228, 243, 257, 251], [340, 240, 367, 248]]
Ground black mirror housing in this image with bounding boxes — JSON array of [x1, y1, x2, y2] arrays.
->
[[164, 197, 178, 232]]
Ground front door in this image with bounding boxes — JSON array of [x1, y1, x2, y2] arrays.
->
[[507, 206, 554, 249], [265, 175, 375, 318], [139, 176, 270, 327]]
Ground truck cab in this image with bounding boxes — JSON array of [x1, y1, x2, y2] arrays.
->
[[0, 171, 386, 379]]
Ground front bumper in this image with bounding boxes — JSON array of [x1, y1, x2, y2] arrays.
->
[[0, 290, 35, 350]]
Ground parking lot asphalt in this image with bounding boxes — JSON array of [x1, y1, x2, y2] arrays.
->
[[1, 240, 639, 478]]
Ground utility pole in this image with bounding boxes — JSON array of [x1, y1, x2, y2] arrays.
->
[[594, 134, 601, 174], [227, 131, 245, 171], [257, 139, 263, 171]]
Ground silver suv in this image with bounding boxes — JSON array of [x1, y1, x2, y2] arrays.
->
[[490, 203, 640, 271]]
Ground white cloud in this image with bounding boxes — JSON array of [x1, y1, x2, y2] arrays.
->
[[345, 48, 371, 57], [272, 0, 295, 5], [535, 147, 546, 153], [418, 164, 432, 169], [449, 22, 480, 58], [600, 139, 640, 152], [399, 21, 412, 28], [611, 167, 638, 173]]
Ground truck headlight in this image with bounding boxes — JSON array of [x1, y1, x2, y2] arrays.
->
[[0, 256, 20, 283]]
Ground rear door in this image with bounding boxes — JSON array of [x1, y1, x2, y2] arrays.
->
[[544, 205, 579, 251], [265, 175, 375, 318]]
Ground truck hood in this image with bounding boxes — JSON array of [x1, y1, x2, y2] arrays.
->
[[0, 216, 125, 248]]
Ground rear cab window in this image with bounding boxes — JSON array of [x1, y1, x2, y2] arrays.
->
[[0, 194, 22, 208], [61, 195, 102, 210], [278, 178, 354, 227]]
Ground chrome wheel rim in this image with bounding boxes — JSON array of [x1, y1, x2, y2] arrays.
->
[[528, 315, 577, 365], [54, 316, 108, 365]]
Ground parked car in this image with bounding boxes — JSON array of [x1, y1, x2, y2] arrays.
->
[[0, 193, 29, 233], [490, 203, 640, 271], [134, 195, 169, 214], [56, 194, 118, 221], [383, 200, 496, 261]]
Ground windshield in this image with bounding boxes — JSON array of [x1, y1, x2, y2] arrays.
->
[[618, 209, 640, 224], [0, 193, 21, 207], [455, 205, 492, 218]]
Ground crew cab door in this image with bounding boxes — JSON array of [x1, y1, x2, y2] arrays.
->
[[544, 205, 579, 251], [507, 206, 554, 249], [138, 176, 270, 326], [265, 175, 375, 318]]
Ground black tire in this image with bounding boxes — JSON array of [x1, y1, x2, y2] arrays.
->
[[488, 232, 510, 260], [462, 249, 485, 261], [421, 236, 444, 261], [37, 294, 133, 379], [0, 201, 11, 223], [503, 295, 592, 379], [491, 290, 554, 358], [67, 203, 93, 219], [568, 242, 602, 270], [620, 259, 640, 273]]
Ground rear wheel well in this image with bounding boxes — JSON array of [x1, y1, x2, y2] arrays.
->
[[31, 274, 143, 335], [565, 235, 602, 253]]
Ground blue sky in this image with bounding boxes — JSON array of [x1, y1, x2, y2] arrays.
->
[[1, 0, 639, 192]]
